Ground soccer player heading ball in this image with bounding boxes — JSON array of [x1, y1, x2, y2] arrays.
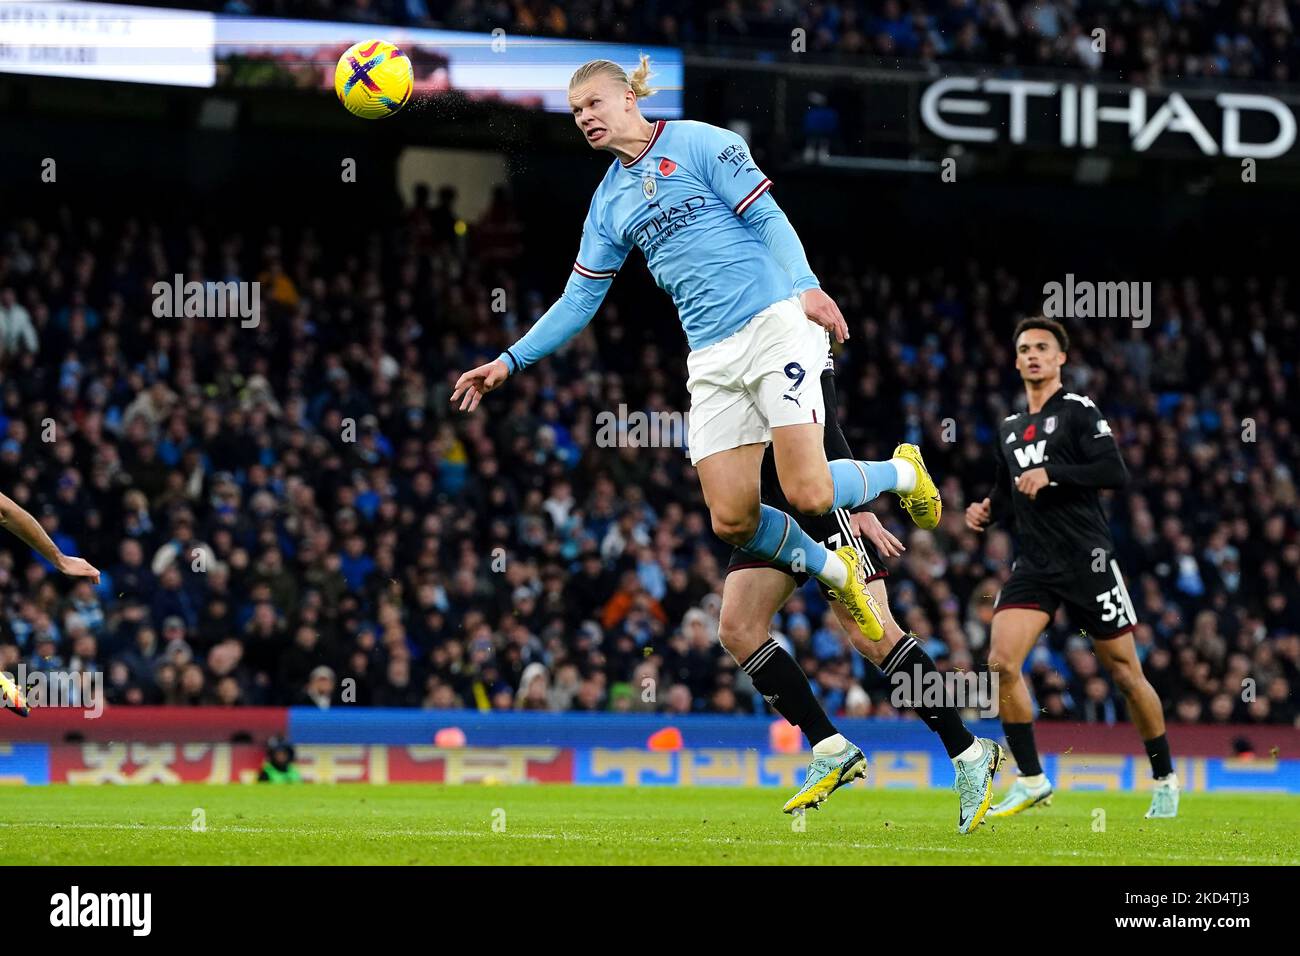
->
[[452, 56, 941, 646], [966, 317, 1179, 820]]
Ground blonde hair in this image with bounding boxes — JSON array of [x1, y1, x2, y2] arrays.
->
[[569, 54, 655, 100]]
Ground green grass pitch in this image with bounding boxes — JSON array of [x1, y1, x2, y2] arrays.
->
[[4, 785, 1297, 865]]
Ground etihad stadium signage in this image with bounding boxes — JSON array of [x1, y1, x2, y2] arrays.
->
[[920, 77, 1297, 160]]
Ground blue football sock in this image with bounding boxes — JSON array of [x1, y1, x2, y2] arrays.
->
[[828, 459, 899, 510], [740, 504, 845, 587]]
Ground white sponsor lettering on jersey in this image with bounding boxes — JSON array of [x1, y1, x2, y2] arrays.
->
[[1013, 440, 1047, 468]]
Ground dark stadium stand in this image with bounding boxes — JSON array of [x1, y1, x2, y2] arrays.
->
[[97, 0, 1300, 83]]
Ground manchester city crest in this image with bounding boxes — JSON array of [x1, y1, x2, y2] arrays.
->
[[642, 175, 656, 200]]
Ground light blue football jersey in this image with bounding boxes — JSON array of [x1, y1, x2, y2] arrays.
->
[[574, 119, 812, 351]]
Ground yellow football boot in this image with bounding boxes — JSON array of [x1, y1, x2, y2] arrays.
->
[[892, 442, 942, 530], [827, 546, 885, 641]]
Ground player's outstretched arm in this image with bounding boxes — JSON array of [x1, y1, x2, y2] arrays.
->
[[0, 492, 100, 582], [451, 270, 614, 413], [452, 194, 629, 413]]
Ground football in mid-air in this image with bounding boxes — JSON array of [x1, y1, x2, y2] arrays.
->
[[335, 40, 413, 119]]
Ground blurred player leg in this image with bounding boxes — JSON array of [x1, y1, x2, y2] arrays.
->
[[986, 608, 1055, 817], [1093, 631, 1179, 818], [831, 581, 1004, 833], [719, 565, 867, 812], [1092, 632, 1169, 752], [837, 581, 979, 758], [719, 565, 831, 746]]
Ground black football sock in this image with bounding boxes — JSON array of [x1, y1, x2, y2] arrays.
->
[[1145, 733, 1174, 779], [879, 635, 977, 759], [1001, 721, 1044, 777], [741, 638, 837, 747]]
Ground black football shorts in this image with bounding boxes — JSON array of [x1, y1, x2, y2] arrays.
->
[[994, 554, 1138, 640]]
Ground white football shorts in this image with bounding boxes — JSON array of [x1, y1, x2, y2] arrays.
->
[[685, 296, 829, 466]]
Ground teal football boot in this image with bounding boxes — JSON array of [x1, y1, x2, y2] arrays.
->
[[954, 737, 1006, 834], [988, 773, 1054, 819]]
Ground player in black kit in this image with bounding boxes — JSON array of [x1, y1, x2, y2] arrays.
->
[[965, 317, 1179, 820], [722, 354, 1004, 833]]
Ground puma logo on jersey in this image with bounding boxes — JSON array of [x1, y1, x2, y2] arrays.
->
[[1014, 440, 1047, 468]]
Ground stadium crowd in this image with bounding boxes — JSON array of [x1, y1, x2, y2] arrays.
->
[[0, 192, 1297, 732], [110, 0, 1300, 84]]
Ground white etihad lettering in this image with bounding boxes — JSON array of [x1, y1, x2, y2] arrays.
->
[[920, 78, 1296, 159]]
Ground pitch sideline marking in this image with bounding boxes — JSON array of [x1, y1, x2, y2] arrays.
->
[[0, 821, 1291, 865]]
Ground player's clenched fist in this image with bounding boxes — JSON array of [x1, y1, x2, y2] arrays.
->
[[965, 496, 992, 532], [1014, 467, 1050, 500], [450, 359, 510, 412]]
